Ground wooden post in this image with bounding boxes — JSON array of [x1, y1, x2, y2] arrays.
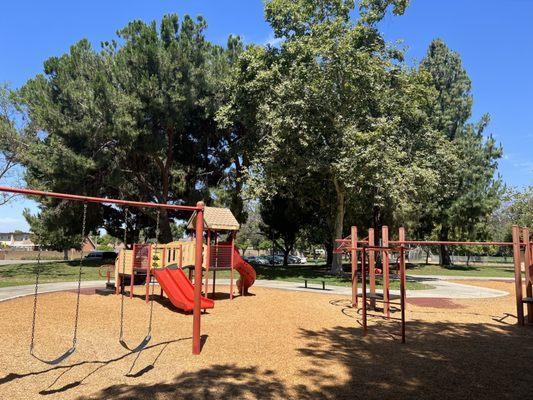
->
[[368, 228, 376, 310], [351, 226, 358, 307], [382, 225, 390, 319], [399, 227, 406, 343], [523, 227, 532, 323], [512, 225, 524, 326], [192, 202, 205, 355]]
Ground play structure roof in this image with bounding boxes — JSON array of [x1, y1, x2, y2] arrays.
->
[[187, 206, 240, 231]]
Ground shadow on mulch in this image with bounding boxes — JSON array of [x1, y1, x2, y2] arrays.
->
[[62, 317, 533, 399], [0, 337, 193, 395]]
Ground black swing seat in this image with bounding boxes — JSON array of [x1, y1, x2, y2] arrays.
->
[[31, 346, 76, 365], [119, 335, 151, 353]]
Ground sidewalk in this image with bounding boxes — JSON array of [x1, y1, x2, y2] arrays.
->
[[0, 275, 508, 303], [0, 281, 105, 302]]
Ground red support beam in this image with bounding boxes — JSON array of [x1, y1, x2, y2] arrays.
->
[[0, 186, 201, 211], [512, 225, 524, 326], [382, 226, 390, 319], [361, 248, 368, 335], [390, 239, 514, 247], [399, 227, 406, 343], [192, 202, 205, 355], [350, 226, 358, 307], [523, 227, 532, 323], [368, 228, 376, 310]]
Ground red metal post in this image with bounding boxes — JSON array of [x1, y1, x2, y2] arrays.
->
[[351, 226, 358, 307], [382, 225, 390, 319], [368, 228, 376, 310], [523, 227, 532, 323], [512, 225, 524, 325], [361, 248, 367, 335], [399, 227, 406, 343], [192, 202, 205, 355]]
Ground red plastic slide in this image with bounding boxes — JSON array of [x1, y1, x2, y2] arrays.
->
[[153, 267, 214, 312], [233, 248, 256, 295]]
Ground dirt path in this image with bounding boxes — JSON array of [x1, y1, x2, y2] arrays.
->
[[0, 281, 531, 399]]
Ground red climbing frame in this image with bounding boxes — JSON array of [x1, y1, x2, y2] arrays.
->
[[338, 224, 532, 343], [0, 185, 206, 355]]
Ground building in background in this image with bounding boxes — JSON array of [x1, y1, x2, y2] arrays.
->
[[0, 232, 34, 250]]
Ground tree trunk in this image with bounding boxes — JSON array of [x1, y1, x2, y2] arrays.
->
[[439, 225, 451, 266], [158, 209, 173, 243], [425, 249, 430, 265], [330, 177, 345, 275], [63, 249, 69, 261], [325, 242, 333, 267], [283, 249, 290, 267], [372, 205, 381, 232]]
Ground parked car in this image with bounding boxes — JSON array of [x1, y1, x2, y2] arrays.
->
[[288, 255, 305, 264], [84, 251, 117, 262], [253, 256, 270, 265], [243, 256, 256, 263]]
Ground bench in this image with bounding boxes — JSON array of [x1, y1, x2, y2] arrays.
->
[[304, 279, 326, 290]]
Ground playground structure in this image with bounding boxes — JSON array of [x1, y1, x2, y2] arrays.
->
[[0, 185, 258, 359], [336, 224, 533, 343], [114, 206, 256, 311]]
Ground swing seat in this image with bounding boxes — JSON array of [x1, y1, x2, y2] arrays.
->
[[119, 335, 151, 353], [31, 346, 76, 365]]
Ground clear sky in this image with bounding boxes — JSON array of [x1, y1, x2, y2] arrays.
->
[[1, 0, 532, 231]]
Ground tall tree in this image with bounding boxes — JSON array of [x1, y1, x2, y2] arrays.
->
[[260, 193, 314, 266], [223, 0, 445, 274], [420, 39, 503, 265], [14, 15, 239, 243], [0, 83, 28, 205]]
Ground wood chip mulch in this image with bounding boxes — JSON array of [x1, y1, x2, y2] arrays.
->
[[0, 281, 532, 399]]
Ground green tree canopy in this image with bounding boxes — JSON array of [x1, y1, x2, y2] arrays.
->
[[14, 14, 240, 244]]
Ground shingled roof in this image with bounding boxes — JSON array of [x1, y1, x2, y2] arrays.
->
[[187, 206, 240, 231]]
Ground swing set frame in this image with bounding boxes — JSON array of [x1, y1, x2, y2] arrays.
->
[[0, 185, 207, 355]]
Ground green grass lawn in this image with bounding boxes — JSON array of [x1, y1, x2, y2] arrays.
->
[[406, 263, 516, 278], [0, 261, 107, 288], [209, 263, 431, 290], [11, 259, 515, 290]]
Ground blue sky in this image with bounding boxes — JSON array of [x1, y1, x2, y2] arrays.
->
[[1, 0, 532, 231]]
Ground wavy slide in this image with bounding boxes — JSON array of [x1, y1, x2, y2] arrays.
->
[[153, 267, 214, 312], [233, 248, 256, 295]]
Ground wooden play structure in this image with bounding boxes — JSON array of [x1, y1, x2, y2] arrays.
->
[[114, 206, 256, 305], [336, 224, 533, 343]]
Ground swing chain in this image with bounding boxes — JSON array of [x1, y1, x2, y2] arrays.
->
[[119, 207, 129, 341], [148, 210, 160, 334], [72, 202, 88, 347], [29, 236, 43, 354]]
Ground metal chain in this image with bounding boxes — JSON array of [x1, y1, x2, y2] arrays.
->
[[29, 236, 42, 354], [72, 202, 87, 347], [119, 207, 129, 341], [148, 210, 160, 334]]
